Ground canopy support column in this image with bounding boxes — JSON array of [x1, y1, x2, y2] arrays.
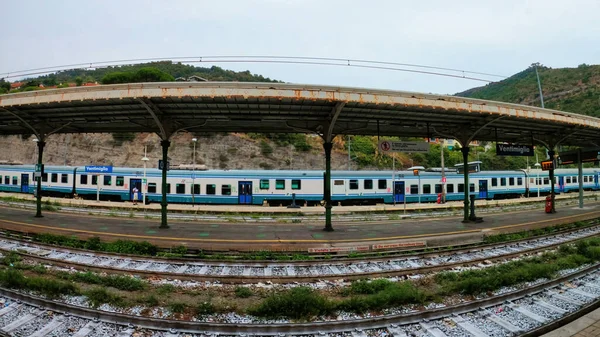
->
[[548, 149, 556, 213], [323, 141, 333, 232], [320, 101, 345, 232], [35, 139, 46, 218], [460, 146, 470, 222], [578, 149, 583, 208], [160, 140, 171, 229]]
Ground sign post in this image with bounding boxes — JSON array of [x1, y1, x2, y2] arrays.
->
[[496, 143, 534, 156]]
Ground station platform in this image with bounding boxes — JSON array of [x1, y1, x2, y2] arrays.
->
[[0, 195, 599, 252], [543, 307, 600, 337]]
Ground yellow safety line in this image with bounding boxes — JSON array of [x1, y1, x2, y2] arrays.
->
[[0, 209, 599, 244]]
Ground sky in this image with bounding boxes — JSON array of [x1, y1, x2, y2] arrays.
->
[[2, 0, 599, 95]]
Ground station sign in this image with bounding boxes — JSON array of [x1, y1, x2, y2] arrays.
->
[[35, 164, 44, 174], [496, 143, 534, 156], [379, 141, 430, 153], [85, 165, 113, 173]]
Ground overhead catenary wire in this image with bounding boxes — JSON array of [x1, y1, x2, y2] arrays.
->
[[0, 55, 507, 83]]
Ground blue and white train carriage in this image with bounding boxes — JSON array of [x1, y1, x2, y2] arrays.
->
[[0, 164, 599, 206]]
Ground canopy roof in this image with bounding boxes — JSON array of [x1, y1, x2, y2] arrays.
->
[[1, 82, 599, 146]]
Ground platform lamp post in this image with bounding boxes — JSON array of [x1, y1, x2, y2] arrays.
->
[[142, 146, 149, 207], [191, 138, 197, 205], [534, 162, 541, 197]]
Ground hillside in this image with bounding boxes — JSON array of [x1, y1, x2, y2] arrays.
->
[[457, 64, 600, 117]]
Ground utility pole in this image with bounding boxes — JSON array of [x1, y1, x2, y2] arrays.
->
[[347, 135, 351, 170], [533, 63, 545, 108], [441, 143, 446, 203]]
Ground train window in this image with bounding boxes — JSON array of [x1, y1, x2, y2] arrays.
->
[[530, 178, 534, 184], [3, 176, 8, 184], [378, 179, 387, 189], [491, 178, 497, 187], [51, 173, 58, 183], [573, 177, 577, 184], [470, 183, 475, 192], [584, 176, 588, 183], [276, 180, 285, 190], [509, 177, 514, 186], [410, 185, 418, 194], [566, 177, 571, 184], [517, 177, 523, 185], [116, 177, 124, 187], [334, 180, 344, 185], [12, 176, 18, 185], [192, 184, 200, 194], [104, 176, 112, 186], [291, 180, 301, 190], [423, 184, 431, 194], [447, 184, 454, 193], [207, 184, 216, 195], [544, 178, 549, 185], [260, 179, 270, 189], [42, 173, 48, 182], [364, 179, 373, 190], [61, 174, 68, 184], [176, 184, 185, 194], [80, 175, 88, 185], [435, 184, 442, 193], [500, 178, 506, 186], [91, 175, 98, 185], [537, 178, 542, 185], [166, 183, 171, 194], [222, 185, 232, 195], [148, 183, 157, 193], [349, 180, 359, 190], [458, 184, 465, 193]]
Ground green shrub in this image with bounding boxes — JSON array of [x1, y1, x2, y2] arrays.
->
[[234, 286, 253, 298], [196, 301, 216, 316], [157, 283, 176, 295], [350, 279, 394, 294], [85, 287, 127, 308], [248, 287, 333, 320], [168, 301, 187, 313], [84, 236, 103, 250], [60, 271, 145, 291], [103, 240, 158, 256], [260, 140, 273, 156]]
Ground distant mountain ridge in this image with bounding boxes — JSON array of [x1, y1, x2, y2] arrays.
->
[[456, 64, 600, 117]]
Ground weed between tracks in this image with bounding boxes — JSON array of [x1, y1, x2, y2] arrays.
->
[[2, 237, 600, 321]]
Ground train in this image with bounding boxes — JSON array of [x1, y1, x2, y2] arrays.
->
[[0, 164, 599, 206]]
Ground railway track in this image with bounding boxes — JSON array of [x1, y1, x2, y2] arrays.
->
[[0, 262, 598, 336], [1, 223, 599, 283]]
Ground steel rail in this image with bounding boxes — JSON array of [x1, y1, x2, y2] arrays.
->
[[0, 225, 598, 283], [0, 262, 597, 335]]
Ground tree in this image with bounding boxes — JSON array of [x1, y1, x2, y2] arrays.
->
[[0, 78, 9, 93], [75, 77, 83, 86]]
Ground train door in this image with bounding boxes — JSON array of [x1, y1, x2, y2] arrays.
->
[[130, 179, 142, 202], [394, 181, 405, 203], [558, 176, 565, 193], [478, 180, 488, 199], [238, 181, 252, 204], [20, 174, 29, 193], [595, 174, 599, 189]]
